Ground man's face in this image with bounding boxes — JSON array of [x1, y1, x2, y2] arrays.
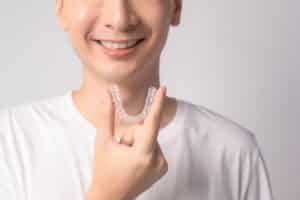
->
[[56, 0, 182, 82]]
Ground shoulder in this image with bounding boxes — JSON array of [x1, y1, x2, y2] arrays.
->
[[0, 108, 11, 133], [178, 98, 260, 155], [0, 93, 67, 135]]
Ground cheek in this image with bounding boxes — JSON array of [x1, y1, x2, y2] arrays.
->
[[69, 2, 98, 37], [134, 1, 172, 31]]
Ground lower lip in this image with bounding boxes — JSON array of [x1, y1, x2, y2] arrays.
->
[[95, 39, 144, 58]]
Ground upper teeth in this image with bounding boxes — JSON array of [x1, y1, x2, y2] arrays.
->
[[100, 40, 140, 49]]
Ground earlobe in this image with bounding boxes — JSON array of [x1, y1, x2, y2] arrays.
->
[[171, 0, 182, 26], [171, 15, 181, 26], [55, 0, 69, 32]]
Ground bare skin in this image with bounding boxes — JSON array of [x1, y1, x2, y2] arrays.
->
[[86, 86, 168, 200], [55, 0, 182, 198], [72, 88, 178, 145]]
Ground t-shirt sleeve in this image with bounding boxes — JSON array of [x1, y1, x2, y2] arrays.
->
[[243, 134, 274, 200], [0, 143, 18, 200], [0, 109, 25, 200]]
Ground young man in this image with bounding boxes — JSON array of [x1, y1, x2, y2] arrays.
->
[[0, 0, 274, 199]]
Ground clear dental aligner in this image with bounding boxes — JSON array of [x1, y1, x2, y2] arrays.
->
[[110, 84, 157, 124]]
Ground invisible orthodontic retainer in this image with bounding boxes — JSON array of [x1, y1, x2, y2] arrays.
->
[[110, 84, 157, 124]]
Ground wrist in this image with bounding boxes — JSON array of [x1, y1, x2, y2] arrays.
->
[[85, 183, 130, 200]]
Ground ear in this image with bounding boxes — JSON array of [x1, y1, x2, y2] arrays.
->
[[55, 0, 70, 32], [171, 0, 182, 26]]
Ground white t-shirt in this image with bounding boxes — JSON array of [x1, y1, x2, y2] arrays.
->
[[0, 90, 274, 200]]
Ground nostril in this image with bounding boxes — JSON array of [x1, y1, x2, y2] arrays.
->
[[103, 14, 139, 32], [105, 24, 113, 29]]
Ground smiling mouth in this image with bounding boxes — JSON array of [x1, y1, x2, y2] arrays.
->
[[91, 38, 146, 58], [94, 38, 145, 50]]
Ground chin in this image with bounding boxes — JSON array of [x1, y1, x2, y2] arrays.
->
[[91, 62, 140, 82]]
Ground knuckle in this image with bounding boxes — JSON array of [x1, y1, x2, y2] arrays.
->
[[161, 161, 168, 175], [138, 153, 154, 169], [157, 156, 168, 174]]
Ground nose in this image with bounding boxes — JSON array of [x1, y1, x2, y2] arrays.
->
[[102, 0, 139, 32]]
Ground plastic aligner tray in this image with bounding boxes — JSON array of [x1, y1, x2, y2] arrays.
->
[[110, 84, 157, 124]]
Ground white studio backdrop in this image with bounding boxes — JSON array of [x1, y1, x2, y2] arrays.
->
[[0, 1, 299, 199]]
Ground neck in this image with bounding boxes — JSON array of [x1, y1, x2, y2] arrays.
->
[[72, 60, 170, 128]]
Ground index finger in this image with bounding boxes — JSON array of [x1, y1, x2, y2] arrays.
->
[[95, 89, 115, 146], [140, 86, 166, 153]]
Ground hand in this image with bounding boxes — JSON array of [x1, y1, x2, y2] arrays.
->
[[86, 86, 168, 200]]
